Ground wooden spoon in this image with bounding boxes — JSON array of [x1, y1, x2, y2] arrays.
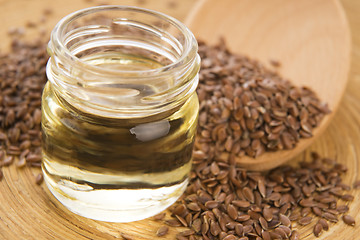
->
[[185, 0, 351, 171]]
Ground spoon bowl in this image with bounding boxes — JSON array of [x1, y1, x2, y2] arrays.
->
[[186, 0, 351, 170]]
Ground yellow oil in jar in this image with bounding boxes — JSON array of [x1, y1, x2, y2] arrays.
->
[[41, 52, 199, 222]]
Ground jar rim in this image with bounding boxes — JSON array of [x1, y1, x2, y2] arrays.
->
[[50, 5, 198, 76]]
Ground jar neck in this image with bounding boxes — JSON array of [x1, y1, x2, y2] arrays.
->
[[46, 6, 200, 118]]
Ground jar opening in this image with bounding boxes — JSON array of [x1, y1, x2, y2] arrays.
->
[[50, 5, 198, 76]]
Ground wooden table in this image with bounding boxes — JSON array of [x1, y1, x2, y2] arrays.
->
[[0, 0, 359, 239]]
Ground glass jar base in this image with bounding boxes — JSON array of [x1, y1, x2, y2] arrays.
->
[[43, 170, 188, 222]]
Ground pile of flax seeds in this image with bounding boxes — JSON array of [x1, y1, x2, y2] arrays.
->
[[0, 6, 358, 240]]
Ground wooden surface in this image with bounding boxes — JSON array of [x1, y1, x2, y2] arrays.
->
[[0, 0, 359, 239], [186, 0, 351, 171]]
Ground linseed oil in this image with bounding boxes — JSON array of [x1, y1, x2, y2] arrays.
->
[[42, 52, 199, 222]]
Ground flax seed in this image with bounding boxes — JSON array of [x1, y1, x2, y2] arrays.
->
[[318, 219, 329, 231], [298, 216, 312, 226], [153, 212, 166, 221], [35, 173, 43, 185], [156, 226, 168, 237], [343, 215, 355, 226], [313, 223, 323, 237]]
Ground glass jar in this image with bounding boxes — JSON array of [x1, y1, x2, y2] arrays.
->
[[42, 6, 200, 222]]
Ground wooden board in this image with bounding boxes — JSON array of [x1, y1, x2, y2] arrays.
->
[[0, 0, 359, 239]]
